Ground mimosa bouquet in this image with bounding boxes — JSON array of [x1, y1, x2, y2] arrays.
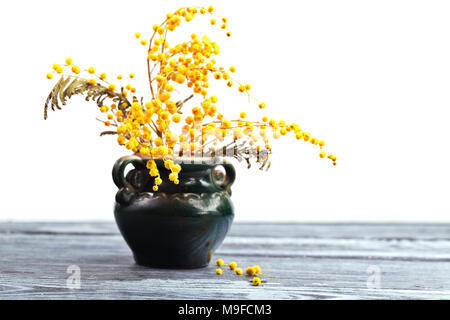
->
[[44, 5, 336, 191]]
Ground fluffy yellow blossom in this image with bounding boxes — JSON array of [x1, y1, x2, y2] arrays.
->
[[71, 65, 80, 74], [235, 268, 243, 275], [117, 135, 126, 145], [246, 267, 256, 276], [216, 268, 223, 275], [216, 259, 224, 266], [229, 261, 237, 270], [252, 277, 261, 286], [169, 172, 178, 181], [172, 114, 181, 123], [159, 92, 171, 102], [175, 73, 185, 84], [154, 137, 163, 146], [46, 73, 53, 79]]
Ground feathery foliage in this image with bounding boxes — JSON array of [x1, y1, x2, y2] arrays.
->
[[44, 76, 131, 120]]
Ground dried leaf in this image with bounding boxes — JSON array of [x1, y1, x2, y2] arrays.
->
[[43, 76, 131, 119]]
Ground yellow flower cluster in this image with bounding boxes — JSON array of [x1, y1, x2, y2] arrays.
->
[[215, 258, 263, 286], [46, 5, 337, 190]]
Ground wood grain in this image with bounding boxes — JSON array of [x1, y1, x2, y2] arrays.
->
[[0, 222, 449, 299]]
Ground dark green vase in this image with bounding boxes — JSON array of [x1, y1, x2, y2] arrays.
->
[[112, 155, 235, 268]]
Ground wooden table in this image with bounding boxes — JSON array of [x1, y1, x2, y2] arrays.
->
[[0, 222, 449, 299]]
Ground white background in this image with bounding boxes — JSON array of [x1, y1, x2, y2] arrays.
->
[[1, 0, 450, 222]]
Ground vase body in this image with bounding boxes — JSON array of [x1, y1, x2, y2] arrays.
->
[[112, 155, 235, 268]]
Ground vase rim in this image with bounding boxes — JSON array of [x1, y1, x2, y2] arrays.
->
[[133, 153, 231, 164]]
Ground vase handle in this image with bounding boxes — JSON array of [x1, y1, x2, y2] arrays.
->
[[211, 162, 236, 194], [112, 155, 145, 204]]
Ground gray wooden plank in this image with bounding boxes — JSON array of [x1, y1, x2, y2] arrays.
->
[[0, 222, 449, 299]]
